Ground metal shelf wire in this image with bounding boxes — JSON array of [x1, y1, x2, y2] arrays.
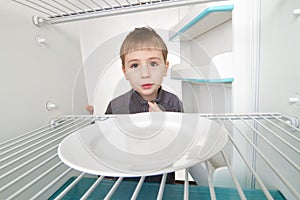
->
[[11, 0, 229, 25], [0, 113, 299, 199]]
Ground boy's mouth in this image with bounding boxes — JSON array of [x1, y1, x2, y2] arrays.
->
[[141, 83, 153, 89]]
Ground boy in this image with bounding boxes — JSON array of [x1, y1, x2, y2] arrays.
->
[[86, 27, 183, 183]]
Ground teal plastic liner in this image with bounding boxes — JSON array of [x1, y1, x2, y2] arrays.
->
[[49, 177, 286, 200], [171, 77, 234, 83]]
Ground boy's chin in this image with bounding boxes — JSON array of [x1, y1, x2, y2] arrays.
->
[[136, 87, 159, 100]]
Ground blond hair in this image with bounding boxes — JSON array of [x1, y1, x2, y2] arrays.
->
[[120, 27, 168, 67]]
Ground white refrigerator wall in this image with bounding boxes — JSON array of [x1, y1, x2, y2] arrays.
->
[[259, 1, 300, 118], [78, 8, 182, 114], [233, 0, 300, 118], [0, 1, 87, 143], [231, 1, 300, 198], [255, 1, 300, 199]]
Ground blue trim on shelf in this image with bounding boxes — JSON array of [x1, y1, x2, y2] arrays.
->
[[170, 5, 234, 41], [172, 77, 234, 83]]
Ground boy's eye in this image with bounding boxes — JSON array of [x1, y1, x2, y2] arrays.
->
[[130, 63, 139, 69], [149, 62, 159, 67]]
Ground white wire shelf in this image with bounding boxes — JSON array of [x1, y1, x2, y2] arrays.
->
[[11, 0, 229, 25], [0, 113, 299, 199]]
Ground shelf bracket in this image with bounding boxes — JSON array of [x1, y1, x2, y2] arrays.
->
[[32, 15, 47, 27], [293, 9, 300, 20]]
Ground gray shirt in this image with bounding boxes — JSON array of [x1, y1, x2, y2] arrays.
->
[[105, 87, 183, 114]]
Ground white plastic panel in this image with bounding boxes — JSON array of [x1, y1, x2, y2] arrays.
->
[[0, 1, 87, 143]]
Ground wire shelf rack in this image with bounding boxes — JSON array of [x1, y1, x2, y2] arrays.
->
[[0, 113, 299, 199], [10, 0, 228, 25]]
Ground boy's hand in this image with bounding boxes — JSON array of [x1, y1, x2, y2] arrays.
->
[[85, 105, 94, 115], [148, 102, 162, 112]]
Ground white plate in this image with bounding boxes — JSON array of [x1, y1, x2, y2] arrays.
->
[[58, 112, 228, 177]]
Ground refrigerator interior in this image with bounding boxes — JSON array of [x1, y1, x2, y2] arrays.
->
[[1, 0, 300, 199]]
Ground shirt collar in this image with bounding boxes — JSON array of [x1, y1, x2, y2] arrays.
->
[[131, 87, 164, 105]]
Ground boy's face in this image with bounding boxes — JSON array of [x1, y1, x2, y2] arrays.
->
[[123, 49, 169, 101]]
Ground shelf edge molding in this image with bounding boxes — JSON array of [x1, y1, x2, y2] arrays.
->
[[169, 1, 234, 41], [172, 77, 234, 83], [170, 52, 234, 83]]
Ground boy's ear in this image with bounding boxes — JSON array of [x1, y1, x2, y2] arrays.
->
[[164, 61, 169, 76], [122, 66, 129, 80]]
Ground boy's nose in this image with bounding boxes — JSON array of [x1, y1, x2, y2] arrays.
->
[[140, 65, 150, 78]]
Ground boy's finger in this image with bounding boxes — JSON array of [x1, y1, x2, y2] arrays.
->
[[148, 102, 162, 112], [85, 105, 94, 114]]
